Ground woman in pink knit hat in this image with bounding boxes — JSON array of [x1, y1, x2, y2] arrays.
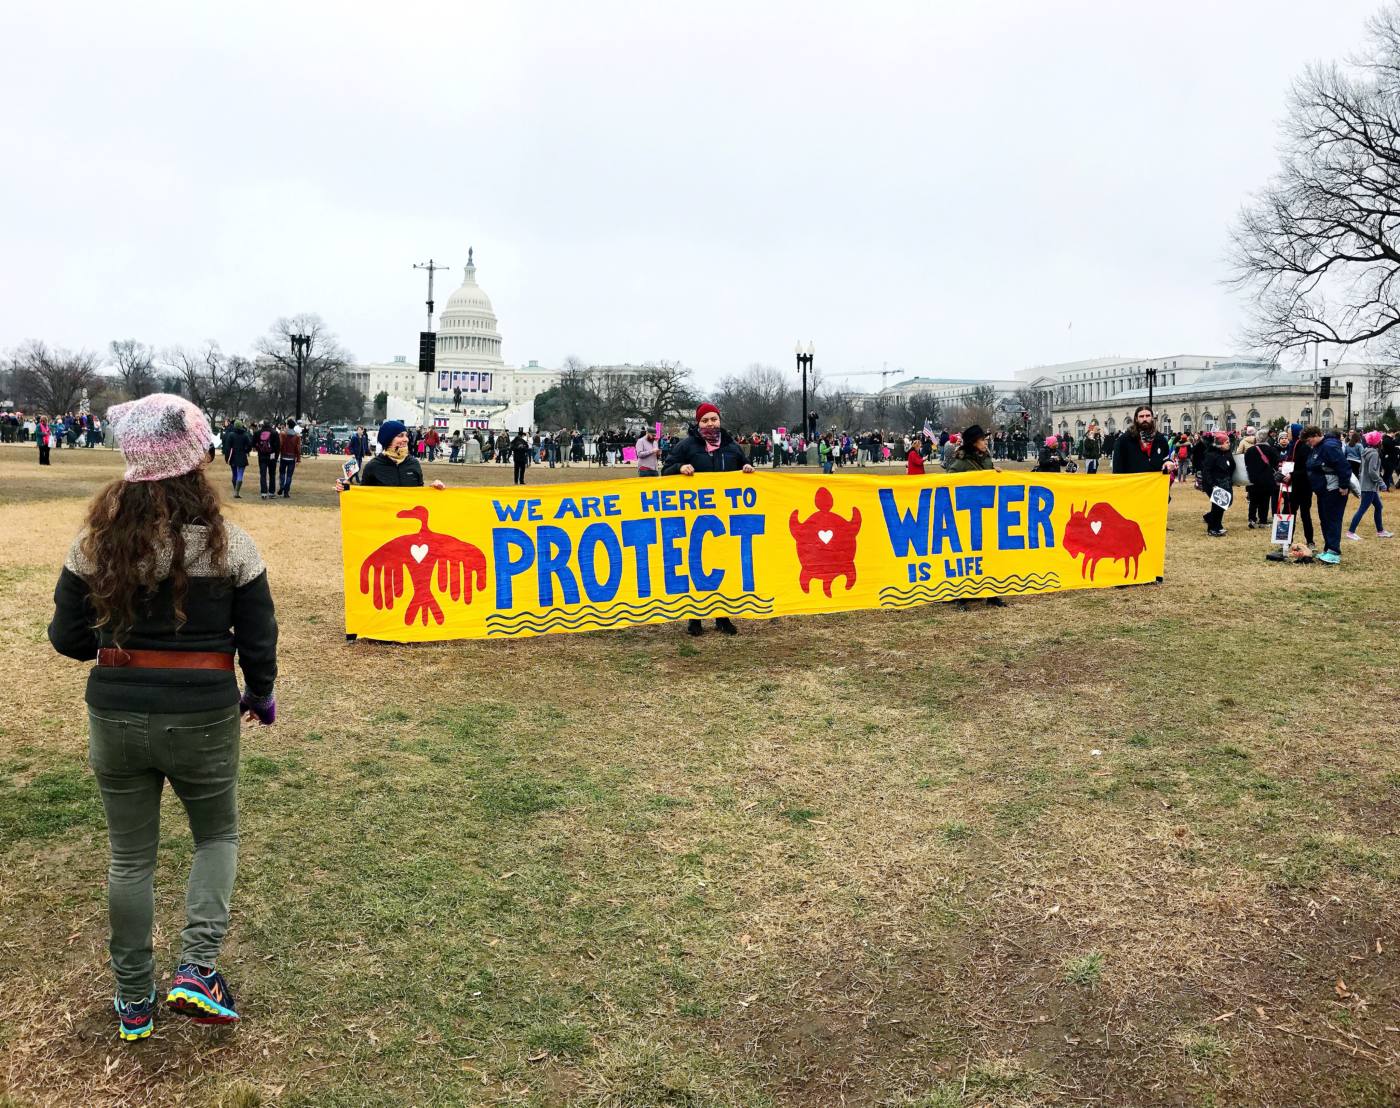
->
[[48, 393, 279, 1042], [1346, 430, 1393, 540]]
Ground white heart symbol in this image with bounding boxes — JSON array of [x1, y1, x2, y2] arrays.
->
[[410, 543, 429, 563], [1090, 521, 1102, 535], [818, 529, 833, 544]]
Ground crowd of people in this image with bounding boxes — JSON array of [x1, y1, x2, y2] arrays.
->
[[1, 410, 106, 462], [22, 404, 1398, 564]]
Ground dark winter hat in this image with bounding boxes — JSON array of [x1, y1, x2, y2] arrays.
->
[[963, 424, 987, 445], [377, 420, 407, 449], [695, 402, 720, 422]]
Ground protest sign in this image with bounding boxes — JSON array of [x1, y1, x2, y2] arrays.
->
[[339, 471, 1168, 641]]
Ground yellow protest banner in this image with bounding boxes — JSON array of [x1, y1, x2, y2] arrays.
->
[[338, 471, 1168, 641]]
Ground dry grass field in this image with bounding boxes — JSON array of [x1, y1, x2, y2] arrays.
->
[[1, 444, 1399, 1108]]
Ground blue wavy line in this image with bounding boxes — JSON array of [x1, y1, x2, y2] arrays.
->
[[879, 574, 1062, 607], [487, 595, 774, 624], [487, 605, 776, 631], [879, 574, 1059, 598]]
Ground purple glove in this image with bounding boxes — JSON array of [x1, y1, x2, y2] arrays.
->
[[240, 690, 276, 726]]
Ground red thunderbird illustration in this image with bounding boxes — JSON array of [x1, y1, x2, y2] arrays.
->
[[788, 487, 861, 597], [359, 506, 487, 626], [1062, 501, 1145, 581]]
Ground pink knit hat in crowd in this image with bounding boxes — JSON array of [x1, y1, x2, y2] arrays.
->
[[1365, 430, 1384, 447], [108, 393, 213, 482]]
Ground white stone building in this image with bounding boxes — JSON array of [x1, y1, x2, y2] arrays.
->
[[348, 249, 666, 428], [1041, 353, 1399, 439]]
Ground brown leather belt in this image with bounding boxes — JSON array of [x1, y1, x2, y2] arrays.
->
[[97, 648, 235, 672]]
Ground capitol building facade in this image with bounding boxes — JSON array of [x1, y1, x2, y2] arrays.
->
[[346, 249, 650, 428]]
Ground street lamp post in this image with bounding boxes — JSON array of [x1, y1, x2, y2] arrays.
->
[[1147, 365, 1158, 414], [795, 341, 814, 451], [1346, 379, 1354, 431], [413, 258, 449, 428], [289, 333, 311, 423]]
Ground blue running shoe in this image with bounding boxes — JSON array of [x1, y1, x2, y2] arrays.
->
[[166, 964, 240, 1025], [114, 992, 156, 1041]]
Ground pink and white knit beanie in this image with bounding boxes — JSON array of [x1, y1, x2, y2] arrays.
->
[[107, 393, 212, 482]]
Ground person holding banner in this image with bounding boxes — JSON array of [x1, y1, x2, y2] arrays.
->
[[334, 421, 445, 492], [663, 402, 754, 636], [1111, 406, 1176, 476], [947, 426, 1009, 610]]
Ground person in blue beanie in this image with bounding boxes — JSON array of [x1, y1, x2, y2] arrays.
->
[[335, 421, 445, 491]]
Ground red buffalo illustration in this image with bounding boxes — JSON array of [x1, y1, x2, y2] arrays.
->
[[1062, 501, 1145, 581], [359, 505, 488, 626], [788, 487, 861, 597]]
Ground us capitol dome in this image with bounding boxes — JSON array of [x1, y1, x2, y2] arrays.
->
[[349, 246, 656, 429]]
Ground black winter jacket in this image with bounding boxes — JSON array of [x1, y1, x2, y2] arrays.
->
[[1242, 442, 1279, 486], [1113, 430, 1172, 474], [49, 523, 278, 713], [223, 427, 253, 469], [1201, 447, 1235, 493], [360, 453, 426, 487], [662, 427, 750, 475]]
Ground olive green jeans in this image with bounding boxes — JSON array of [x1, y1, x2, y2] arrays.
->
[[87, 706, 240, 1002]]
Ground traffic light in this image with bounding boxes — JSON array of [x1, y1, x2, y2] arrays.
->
[[1319, 376, 1331, 399], [419, 331, 437, 375]]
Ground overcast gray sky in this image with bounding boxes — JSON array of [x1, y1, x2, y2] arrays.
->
[[0, 0, 1384, 387]]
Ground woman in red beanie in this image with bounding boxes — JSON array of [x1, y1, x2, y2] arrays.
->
[[662, 402, 754, 636]]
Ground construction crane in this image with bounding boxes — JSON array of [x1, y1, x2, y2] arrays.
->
[[826, 365, 907, 391]]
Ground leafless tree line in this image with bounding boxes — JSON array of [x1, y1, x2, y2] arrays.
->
[[533, 359, 700, 429], [2, 314, 364, 422]]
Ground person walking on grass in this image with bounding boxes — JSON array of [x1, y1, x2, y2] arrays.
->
[[47, 393, 279, 1043], [253, 420, 280, 500], [1346, 431, 1393, 541], [276, 420, 301, 499], [37, 415, 52, 465], [223, 420, 253, 499], [663, 402, 754, 637]]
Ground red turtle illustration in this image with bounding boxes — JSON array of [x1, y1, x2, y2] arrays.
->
[[788, 487, 861, 597], [359, 505, 488, 626], [1062, 501, 1145, 581]]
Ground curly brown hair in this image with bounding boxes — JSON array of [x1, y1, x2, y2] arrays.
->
[[80, 468, 227, 642]]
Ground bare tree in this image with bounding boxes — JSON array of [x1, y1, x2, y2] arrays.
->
[[961, 384, 999, 431], [906, 393, 943, 430], [1012, 386, 1052, 435], [8, 340, 104, 414], [624, 360, 697, 425], [254, 314, 358, 422], [160, 342, 258, 420], [1230, 4, 1400, 396], [109, 339, 157, 401], [713, 363, 794, 434]]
